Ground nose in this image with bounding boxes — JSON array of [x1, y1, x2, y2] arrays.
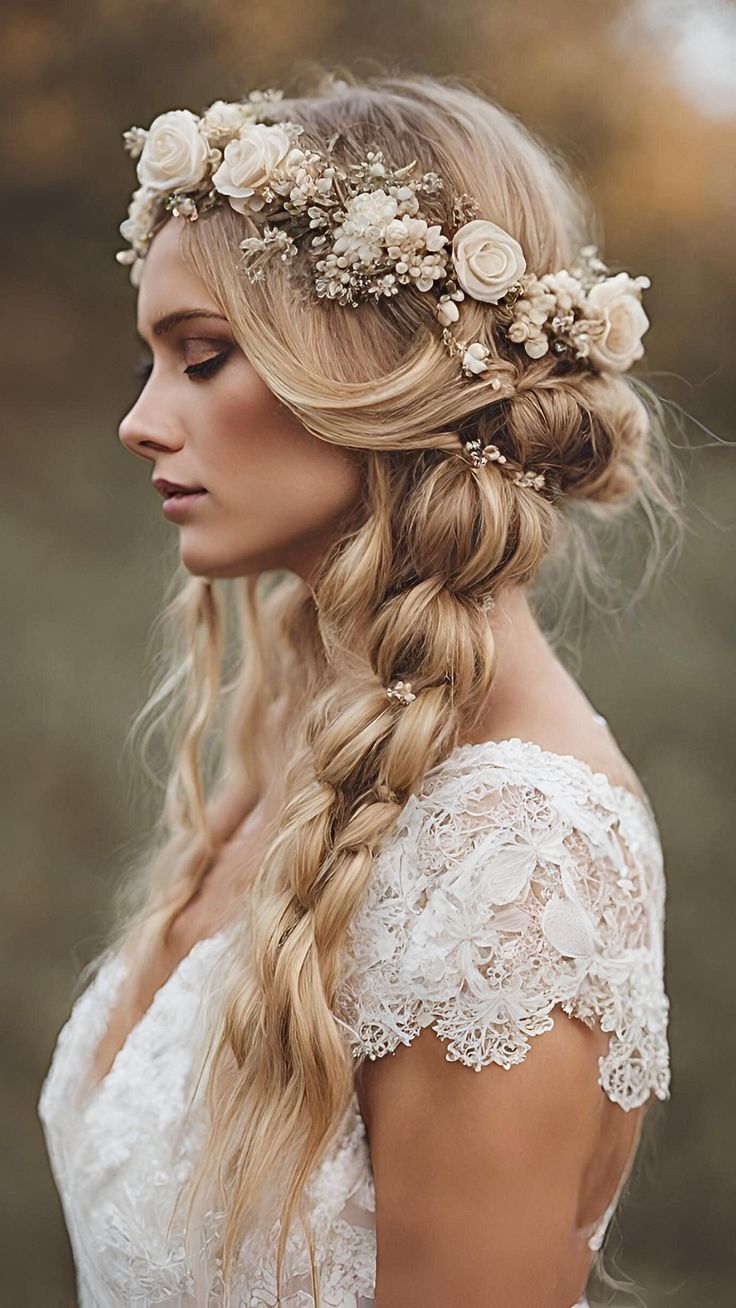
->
[[118, 396, 183, 461]]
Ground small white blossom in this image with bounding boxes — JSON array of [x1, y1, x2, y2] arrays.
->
[[513, 470, 547, 491], [239, 225, 298, 272], [200, 99, 259, 146], [122, 126, 147, 160], [482, 444, 507, 464], [366, 273, 399, 299], [169, 195, 198, 220], [461, 341, 490, 376], [437, 297, 460, 326], [506, 277, 579, 359], [118, 185, 162, 254], [333, 188, 400, 262]]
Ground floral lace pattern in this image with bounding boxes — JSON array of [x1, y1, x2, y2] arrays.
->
[[38, 736, 669, 1306], [339, 737, 670, 1113]]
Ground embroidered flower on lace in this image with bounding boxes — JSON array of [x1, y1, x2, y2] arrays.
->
[[338, 742, 671, 1113], [38, 930, 378, 1307]]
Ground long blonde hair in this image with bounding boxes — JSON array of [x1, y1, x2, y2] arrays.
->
[[92, 68, 686, 1303]]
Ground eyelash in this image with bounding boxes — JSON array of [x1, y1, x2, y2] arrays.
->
[[133, 348, 232, 385]]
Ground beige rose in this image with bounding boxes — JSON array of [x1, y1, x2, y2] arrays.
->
[[452, 219, 526, 304], [211, 123, 292, 214], [586, 272, 650, 372], [136, 109, 211, 194]]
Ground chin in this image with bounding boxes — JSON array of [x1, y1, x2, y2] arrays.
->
[[179, 541, 276, 580], [180, 554, 243, 580]]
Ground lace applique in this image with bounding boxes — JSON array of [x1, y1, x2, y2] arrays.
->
[[38, 929, 378, 1306], [338, 737, 671, 1112]]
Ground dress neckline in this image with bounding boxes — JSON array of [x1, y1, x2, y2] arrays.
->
[[77, 927, 235, 1114], [421, 729, 657, 831]]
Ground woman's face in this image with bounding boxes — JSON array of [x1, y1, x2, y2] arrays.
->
[[118, 217, 364, 582]]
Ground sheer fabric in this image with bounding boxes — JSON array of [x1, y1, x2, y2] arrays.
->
[[39, 734, 670, 1306]]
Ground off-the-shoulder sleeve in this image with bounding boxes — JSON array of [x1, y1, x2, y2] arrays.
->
[[338, 742, 671, 1112]]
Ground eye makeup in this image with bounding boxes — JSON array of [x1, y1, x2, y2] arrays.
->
[[132, 346, 233, 386]]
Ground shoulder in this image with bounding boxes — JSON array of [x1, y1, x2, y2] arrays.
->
[[339, 738, 670, 1112]]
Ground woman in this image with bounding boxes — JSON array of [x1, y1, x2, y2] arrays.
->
[[38, 69, 682, 1307]]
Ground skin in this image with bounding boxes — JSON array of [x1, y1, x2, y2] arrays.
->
[[118, 217, 364, 583]]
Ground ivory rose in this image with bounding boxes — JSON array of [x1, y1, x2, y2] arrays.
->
[[136, 109, 211, 194], [452, 219, 526, 303], [586, 272, 650, 372], [212, 123, 293, 214]]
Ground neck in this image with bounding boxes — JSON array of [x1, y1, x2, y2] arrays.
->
[[465, 583, 564, 742]]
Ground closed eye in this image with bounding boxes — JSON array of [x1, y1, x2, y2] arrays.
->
[[132, 347, 233, 386]]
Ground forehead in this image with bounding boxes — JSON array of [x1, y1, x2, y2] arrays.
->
[[136, 218, 219, 325]]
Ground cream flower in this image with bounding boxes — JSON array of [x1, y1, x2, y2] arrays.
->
[[586, 272, 650, 372], [461, 341, 490, 376], [211, 123, 293, 214], [118, 185, 162, 251], [327, 189, 399, 273], [452, 219, 526, 304], [200, 99, 257, 143], [339, 189, 400, 242], [136, 109, 211, 194], [436, 296, 460, 326], [383, 215, 448, 291], [384, 215, 447, 256]]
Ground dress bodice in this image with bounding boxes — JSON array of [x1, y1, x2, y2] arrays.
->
[[39, 732, 671, 1307]]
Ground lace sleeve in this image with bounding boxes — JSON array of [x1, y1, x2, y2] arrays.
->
[[339, 744, 671, 1112]]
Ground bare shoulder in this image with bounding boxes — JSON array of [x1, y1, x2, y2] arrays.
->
[[466, 675, 648, 804]]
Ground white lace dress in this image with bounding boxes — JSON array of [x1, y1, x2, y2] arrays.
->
[[38, 733, 671, 1307]]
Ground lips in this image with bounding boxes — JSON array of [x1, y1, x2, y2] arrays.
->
[[153, 478, 206, 498]]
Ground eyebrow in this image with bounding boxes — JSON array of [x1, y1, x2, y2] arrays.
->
[[136, 308, 228, 342]]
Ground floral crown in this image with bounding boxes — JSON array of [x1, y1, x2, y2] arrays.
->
[[116, 88, 651, 497]]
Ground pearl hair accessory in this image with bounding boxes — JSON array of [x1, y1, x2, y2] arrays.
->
[[116, 88, 651, 499], [385, 679, 417, 706], [460, 438, 547, 491]]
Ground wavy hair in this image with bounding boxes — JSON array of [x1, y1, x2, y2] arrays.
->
[[89, 67, 687, 1304]]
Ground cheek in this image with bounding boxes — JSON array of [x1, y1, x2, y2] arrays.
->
[[205, 372, 363, 526]]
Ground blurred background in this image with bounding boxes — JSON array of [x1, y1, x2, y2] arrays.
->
[[2, 0, 734, 1303]]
